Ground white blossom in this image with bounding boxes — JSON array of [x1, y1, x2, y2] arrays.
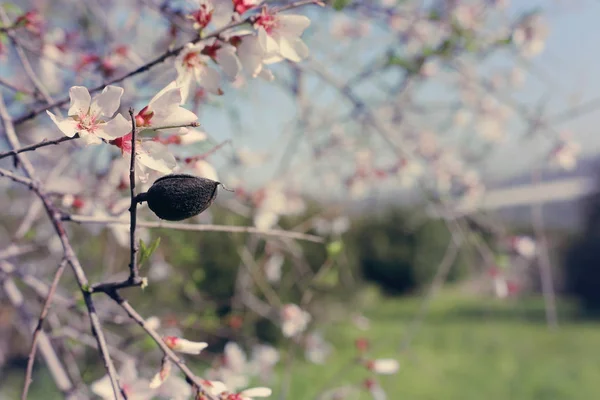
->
[[112, 132, 177, 182], [304, 332, 332, 364], [91, 360, 153, 400], [253, 7, 311, 63], [512, 14, 549, 58], [47, 86, 130, 145], [175, 42, 223, 102], [367, 358, 399, 375], [280, 303, 311, 338], [135, 82, 198, 134]]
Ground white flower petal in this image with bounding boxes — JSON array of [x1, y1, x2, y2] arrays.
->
[[278, 38, 308, 62], [67, 86, 91, 116], [150, 81, 180, 105], [216, 47, 241, 79], [191, 160, 218, 181], [176, 72, 194, 103], [80, 132, 103, 145], [278, 14, 311, 37], [137, 141, 177, 174], [154, 107, 198, 131], [165, 337, 209, 355], [240, 387, 273, 398], [180, 129, 207, 144], [258, 28, 280, 56], [257, 68, 275, 81], [90, 86, 124, 117], [150, 86, 184, 121], [98, 113, 131, 140], [371, 359, 399, 375], [205, 380, 228, 396], [225, 342, 247, 373], [197, 66, 222, 94], [254, 211, 278, 230], [120, 359, 139, 382], [46, 111, 78, 137], [212, 0, 234, 28], [237, 35, 270, 77], [90, 375, 113, 399]]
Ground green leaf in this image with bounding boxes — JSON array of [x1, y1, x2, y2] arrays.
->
[[327, 240, 344, 258], [13, 91, 27, 102], [333, 0, 350, 11], [138, 237, 161, 267], [495, 253, 509, 269], [315, 268, 339, 288], [1, 3, 23, 15]]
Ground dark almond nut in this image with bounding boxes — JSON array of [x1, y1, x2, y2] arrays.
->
[[144, 174, 220, 221]]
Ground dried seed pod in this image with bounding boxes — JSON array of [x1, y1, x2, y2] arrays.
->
[[142, 174, 220, 221]]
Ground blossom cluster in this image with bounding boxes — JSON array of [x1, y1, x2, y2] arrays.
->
[[46, 1, 312, 184]]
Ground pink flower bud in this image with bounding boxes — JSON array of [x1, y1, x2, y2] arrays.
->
[[163, 336, 208, 355]]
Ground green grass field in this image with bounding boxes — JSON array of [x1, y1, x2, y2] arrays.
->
[[277, 291, 600, 400], [4, 291, 600, 399]]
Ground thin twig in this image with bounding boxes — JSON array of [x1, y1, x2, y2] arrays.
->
[[105, 290, 218, 400], [0, 136, 76, 161], [128, 108, 140, 282], [0, 9, 55, 109], [531, 169, 559, 329], [0, 274, 76, 399], [65, 214, 325, 243], [0, 76, 35, 95], [22, 259, 68, 400], [0, 261, 75, 309]]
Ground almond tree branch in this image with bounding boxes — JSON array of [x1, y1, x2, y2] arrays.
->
[[0, 260, 75, 309], [104, 290, 218, 400], [0, 272, 76, 399], [0, 76, 35, 96], [12, 0, 325, 126], [64, 214, 325, 243], [0, 136, 76, 161], [22, 259, 69, 400], [0, 9, 56, 110], [0, 167, 125, 400], [0, 92, 123, 399], [128, 108, 141, 283]]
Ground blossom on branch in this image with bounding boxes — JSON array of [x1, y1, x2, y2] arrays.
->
[[512, 13, 548, 58], [47, 86, 130, 145], [253, 7, 311, 63], [210, 384, 273, 400], [135, 82, 198, 134], [175, 41, 238, 101], [162, 336, 208, 354], [236, 32, 275, 81], [91, 359, 152, 400], [189, 0, 233, 30], [233, 0, 260, 15], [366, 358, 400, 375], [280, 303, 311, 338], [111, 132, 177, 182]]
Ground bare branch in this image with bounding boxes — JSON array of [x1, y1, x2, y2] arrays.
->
[[0, 136, 76, 161], [128, 108, 141, 283], [22, 259, 69, 400], [0, 273, 76, 399], [0, 93, 124, 399], [65, 214, 325, 243], [105, 290, 218, 400]]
